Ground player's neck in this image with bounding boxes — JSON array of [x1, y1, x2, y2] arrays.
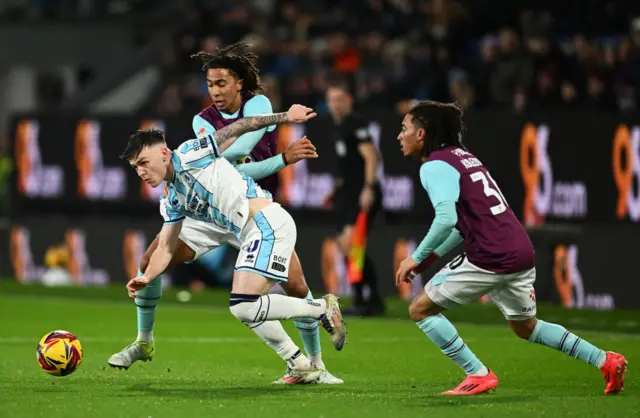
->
[[222, 96, 242, 115], [165, 162, 175, 182]]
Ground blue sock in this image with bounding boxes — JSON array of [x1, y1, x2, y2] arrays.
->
[[417, 314, 485, 375], [294, 290, 322, 366], [135, 269, 162, 343], [529, 320, 606, 368]]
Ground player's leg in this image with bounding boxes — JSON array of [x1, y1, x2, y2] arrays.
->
[[491, 268, 627, 395], [280, 252, 323, 363], [232, 204, 346, 352], [360, 183, 384, 315], [136, 237, 197, 340], [410, 253, 499, 395], [230, 270, 324, 384], [278, 251, 343, 384], [108, 236, 196, 369], [109, 218, 222, 369]]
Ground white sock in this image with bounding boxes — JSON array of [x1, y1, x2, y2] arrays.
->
[[247, 319, 304, 362], [263, 294, 326, 319], [288, 350, 313, 370], [470, 365, 489, 377], [230, 294, 326, 322], [137, 331, 153, 343], [310, 353, 324, 369]]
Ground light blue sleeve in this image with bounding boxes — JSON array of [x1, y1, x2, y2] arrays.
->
[[420, 160, 461, 206], [433, 229, 464, 257], [234, 155, 285, 181], [411, 161, 461, 263], [159, 197, 185, 225], [192, 115, 216, 138], [222, 95, 274, 162]]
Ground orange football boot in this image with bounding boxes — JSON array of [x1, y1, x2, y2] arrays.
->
[[600, 352, 627, 395], [442, 369, 499, 396]]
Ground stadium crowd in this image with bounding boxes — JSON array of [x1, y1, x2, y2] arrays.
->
[[153, 0, 640, 116]]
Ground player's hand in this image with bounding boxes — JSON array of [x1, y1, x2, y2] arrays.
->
[[126, 276, 151, 298], [395, 257, 420, 287], [359, 186, 375, 213], [284, 136, 318, 164], [286, 104, 317, 123]]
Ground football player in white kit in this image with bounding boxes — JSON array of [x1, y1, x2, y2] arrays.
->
[[119, 104, 347, 383]]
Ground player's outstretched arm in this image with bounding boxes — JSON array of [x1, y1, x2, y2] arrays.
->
[[396, 161, 461, 285], [213, 104, 316, 153], [235, 136, 318, 180], [126, 221, 182, 298]]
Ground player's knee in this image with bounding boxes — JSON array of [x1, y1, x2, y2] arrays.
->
[[229, 302, 252, 323], [509, 318, 537, 340], [408, 299, 429, 322], [408, 292, 442, 322], [229, 294, 261, 323]]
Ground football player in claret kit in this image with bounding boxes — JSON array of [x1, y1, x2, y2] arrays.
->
[[117, 105, 347, 384], [109, 42, 343, 384], [395, 100, 627, 396]]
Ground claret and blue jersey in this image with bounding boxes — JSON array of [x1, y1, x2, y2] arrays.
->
[[413, 146, 535, 274], [192, 94, 282, 197]]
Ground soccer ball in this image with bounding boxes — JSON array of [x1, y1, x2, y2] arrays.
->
[[36, 330, 83, 377]]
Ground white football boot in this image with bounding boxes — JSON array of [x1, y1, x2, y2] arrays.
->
[[320, 294, 347, 351], [108, 340, 155, 370], [272, 364, 323, 384], [315, 368, 344, 384]]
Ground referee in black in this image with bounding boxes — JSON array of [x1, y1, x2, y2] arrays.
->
[[324, 77, 384, 316]]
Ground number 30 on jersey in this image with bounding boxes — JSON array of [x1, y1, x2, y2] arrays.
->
[[471, 171, 509, 215]]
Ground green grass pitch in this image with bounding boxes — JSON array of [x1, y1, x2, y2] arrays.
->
[[0, 283, 638, 418]]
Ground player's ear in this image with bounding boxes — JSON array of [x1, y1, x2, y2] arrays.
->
[[236, 79, 243, 93], [417, 127, 426, 143]]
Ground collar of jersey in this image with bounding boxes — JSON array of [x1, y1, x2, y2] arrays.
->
[[169, 151, 182, 185], [219, 108, 240, 119]]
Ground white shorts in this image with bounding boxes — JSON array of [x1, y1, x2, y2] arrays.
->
[[179, 217, 241, 261], [234, 203, 296, 282], [425, 253, 537, 320]]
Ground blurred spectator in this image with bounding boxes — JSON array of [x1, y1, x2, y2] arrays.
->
[[11, 1, 640, 113], [490, 27, 534, 107]]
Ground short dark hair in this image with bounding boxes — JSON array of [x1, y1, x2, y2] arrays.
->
[[408, 100, 466, 157], [119, 129, 166, 161], [190, 41, 264, 95]]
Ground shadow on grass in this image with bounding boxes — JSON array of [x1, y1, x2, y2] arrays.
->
[[404, 393, 541, 407], [111, 382, 540, 407]]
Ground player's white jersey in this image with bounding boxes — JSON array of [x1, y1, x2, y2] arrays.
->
[[159, 134, 271, 236]]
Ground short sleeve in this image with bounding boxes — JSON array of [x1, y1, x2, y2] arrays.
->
[[420, 161, 461, 206], [244, 95, 275, 132], [159, 197, 185, 224], [193, 115, 216, 138], [177, 135, 220, 163]]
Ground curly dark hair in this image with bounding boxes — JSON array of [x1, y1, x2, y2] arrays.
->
[[408, 100, 466, 157], [190, 41, 264, 95]]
